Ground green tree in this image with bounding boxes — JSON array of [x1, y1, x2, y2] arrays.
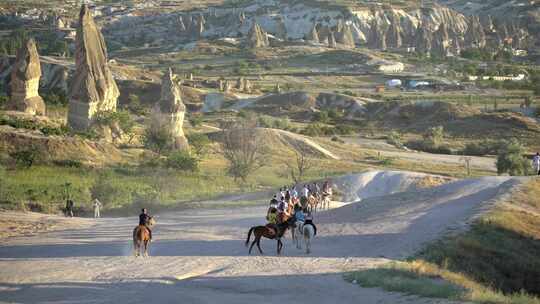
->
[[165, 150, 199, 172], [143, 126, 170, 155], [186, 133, 210, 157], [496, 140, 529, 176]]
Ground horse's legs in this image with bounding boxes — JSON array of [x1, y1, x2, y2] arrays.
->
[[144, 240, 150, 257], [249, 239, 257, 254], [277, 239, 282, 255], [256, 237, 263, 255]]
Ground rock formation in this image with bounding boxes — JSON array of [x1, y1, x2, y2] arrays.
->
[[414, 24, 433, 54], [368, 19, 387, 50], [8, 38, 46, 115], [67, 5, 119, 131], [151, 68, 188, 150], [465, 16, 486, 49], [247, 22, 269, 48], [432, 23, 450, 57], [305, 24, 320, 43], [225, 80, 233, 92], [385, 15, 403, 48], [243, 78, 252, 93], [236, 77, 245, 91]]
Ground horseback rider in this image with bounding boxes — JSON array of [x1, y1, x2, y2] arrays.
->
[[139, 208, 152, 241], [303, 214, 317, 236], [300, 184, 309, 210], [294, 204, 305, 227], [266, 207, 279, 233]]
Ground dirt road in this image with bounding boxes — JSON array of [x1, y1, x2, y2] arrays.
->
[[0, 175, 522, 304]]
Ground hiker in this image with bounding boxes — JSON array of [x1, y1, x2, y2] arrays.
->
[[93, 198, 102, 218], [65, 199, 74, 217], [533, 152, 540, 175]]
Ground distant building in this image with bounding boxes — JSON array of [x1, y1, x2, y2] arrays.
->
[[467, 74, 526, 81]]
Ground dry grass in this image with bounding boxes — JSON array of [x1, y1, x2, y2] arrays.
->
[[350, 178, 540, 303]]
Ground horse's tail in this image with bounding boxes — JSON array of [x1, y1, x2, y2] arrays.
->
[[245, 227, 255, 247]]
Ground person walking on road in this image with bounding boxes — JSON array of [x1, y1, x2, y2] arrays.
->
[[533, 152, 540, 175], [93, 198, 102, 218]]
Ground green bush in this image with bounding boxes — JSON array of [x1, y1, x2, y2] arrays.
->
[[189, 113, 204, 127], [186, 133, 210, 157], [334, 124, 354, 135], [143, 126, 170, 155], [42, 90, 68, 106], [312, 111, 330, 124], [462, 140, 505, 156], [496, 140, 530, 176], [165, 151, 199, 172], [386, 131, 403, 147], [10, 149, 39, 168]]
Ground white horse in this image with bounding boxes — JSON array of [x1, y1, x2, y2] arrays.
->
[[291, 220, 303, 249], [302, 224, 315, 254]]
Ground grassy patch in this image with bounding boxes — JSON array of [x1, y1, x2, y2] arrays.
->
[[346, 263, 464, 300], [349, 179, 540, 303]]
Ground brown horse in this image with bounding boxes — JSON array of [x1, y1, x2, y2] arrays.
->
[[307, 194, 319, 213], [245, 219, 293, 255], [133, 217, 155, 257]]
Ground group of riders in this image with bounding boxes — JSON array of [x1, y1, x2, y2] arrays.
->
[[135, 181, 332, 244], [265, 181, 332, 237]]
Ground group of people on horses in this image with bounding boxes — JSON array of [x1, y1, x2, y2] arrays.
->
[[265, 181, 332, 237]]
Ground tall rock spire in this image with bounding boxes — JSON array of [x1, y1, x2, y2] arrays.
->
[[8, 38, 46, 115], [247, 22, 269, 48], [67, 4, 119, 130], [152, 68, 188, 150]]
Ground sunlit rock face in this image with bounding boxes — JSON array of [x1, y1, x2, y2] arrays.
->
[[8, 38, 46, 116], [68, 4, 119, 131]]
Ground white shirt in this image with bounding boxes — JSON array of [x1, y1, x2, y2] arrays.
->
[[533, 155, 540, 166], [302, 187, 309, 197]]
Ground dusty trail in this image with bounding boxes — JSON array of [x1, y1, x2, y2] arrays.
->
[[0, 175, 523, 304]]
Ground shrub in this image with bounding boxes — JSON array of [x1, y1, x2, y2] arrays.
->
[[386, 131, 403, 148], [334, 124, 354, 135], [10, 148, 39, 168], [189, 113, 204, 127], [496, 140, 530, 176], [52, 159, 83, 168], [127, 94, 148, 116], [42, 90, 68, 106], [165, 151, 199, 172], [462, 140, 505, 156], [142, 126, 170, 155], [312, 111, 330, 124], [186, 133, 210, 157]]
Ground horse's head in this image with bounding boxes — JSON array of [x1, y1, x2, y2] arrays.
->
[[148, 216, 156, 226]]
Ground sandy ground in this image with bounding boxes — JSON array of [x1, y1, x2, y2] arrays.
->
[[0, 174, 523, 304], [341, 137, 497, 172]]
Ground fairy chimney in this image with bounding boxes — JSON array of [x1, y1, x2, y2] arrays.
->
[[67, 5, 119, 130], [8, 38, 46, 115], [151, 68, 188, 150]]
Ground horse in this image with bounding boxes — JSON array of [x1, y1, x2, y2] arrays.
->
[[307, 194, 319, 213], [291, 219, 304, 250], [245, 219, 293, 255], [302, 223, 315, 254], [320, 193, 331, 211], [133, 217, 155, 257]]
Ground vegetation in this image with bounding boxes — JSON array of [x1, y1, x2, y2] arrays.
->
[[186, 133, 210, 158], [0, 114, 68, 136], [496, 140, 530, 176], [349, 179, 540, 303], [220, 120, 267, 183], [165, 150, 199, 172]]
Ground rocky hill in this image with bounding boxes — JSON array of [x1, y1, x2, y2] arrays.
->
[[99, 0, 536, 57]]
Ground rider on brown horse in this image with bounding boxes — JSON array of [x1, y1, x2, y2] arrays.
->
[[139, 208, 152, 241]]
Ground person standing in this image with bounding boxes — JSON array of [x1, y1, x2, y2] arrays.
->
[[65, 199, 74, 217], [93, 198, 102, 218], [533, 152, 540, 175]]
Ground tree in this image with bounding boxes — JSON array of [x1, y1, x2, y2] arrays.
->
[[496, 140, 529, 176], [423, 125, 445, 147], [142, 125, 170, 155], [165, 151, 199, 172], [186, 133, 210, 157], [285, 146, 314, 184], [220, 120, 267, 183]]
